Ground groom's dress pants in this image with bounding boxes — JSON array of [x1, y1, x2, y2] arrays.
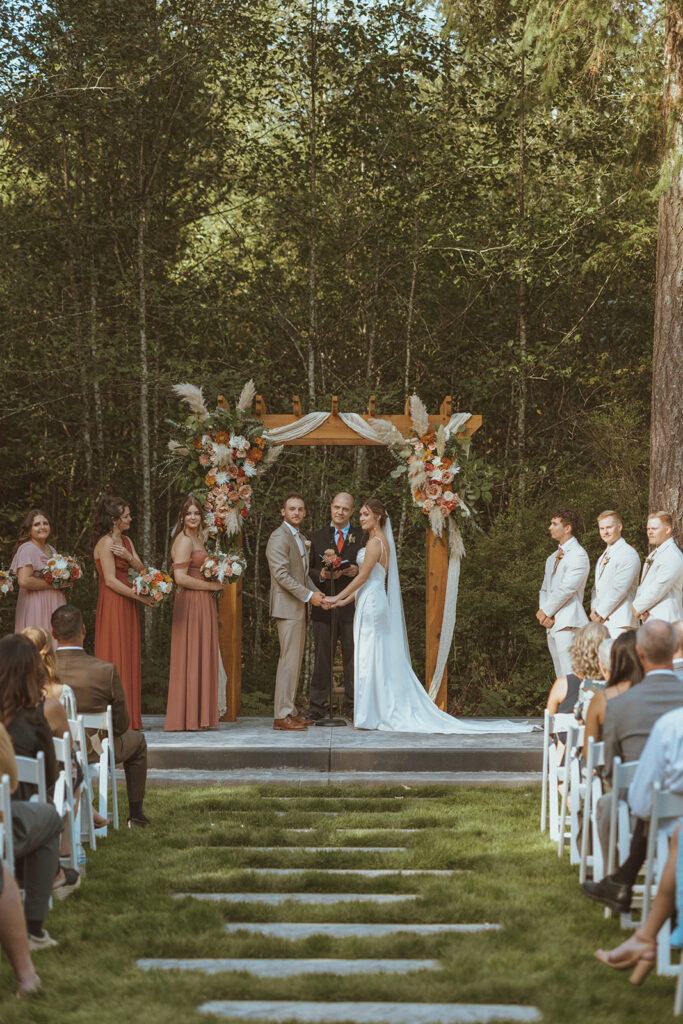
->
[[274, 616, 306, 719], [310, 616, 355, 717]]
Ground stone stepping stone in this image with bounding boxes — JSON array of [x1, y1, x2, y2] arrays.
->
[[224, 923, 501, 938], [175, 893, 418, 905], [224, 869, 459, 877], [284, 828, 423, 834], [197, 1000, 542, 1022], [138, 957, 438, 977], [221, 846, 406, 852]]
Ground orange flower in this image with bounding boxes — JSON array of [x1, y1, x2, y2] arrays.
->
[[205, 473, 216, 486], [250, 449, 263, 462], [440, 456, 452, 467], [193, 438, 203, 450], [214, 430, 229, 443], [420, 433, 436, 446], [254, 437, 266, 449]]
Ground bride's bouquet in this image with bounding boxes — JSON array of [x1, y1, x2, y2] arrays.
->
[[41, 555, 82, 589], [129, 567, 174, 604], [0, 570, 15, 598], [200, 552, 246, 585]]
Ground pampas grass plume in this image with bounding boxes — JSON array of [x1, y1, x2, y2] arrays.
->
[[173, 382, 209, 418]]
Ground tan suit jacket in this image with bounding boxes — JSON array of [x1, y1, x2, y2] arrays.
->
[[55, 648, 129, 735], [266, 522, 315, 620]]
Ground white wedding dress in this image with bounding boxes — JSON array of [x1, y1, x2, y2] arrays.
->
[[352, 521, 533, 734]]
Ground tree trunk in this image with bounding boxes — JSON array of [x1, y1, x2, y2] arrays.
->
[[517, 51, 528, 505], [88, 251, 105, 478], [650, 6, 683, 537], [307, 0, 319, 408], [136, 194, 153, 653]]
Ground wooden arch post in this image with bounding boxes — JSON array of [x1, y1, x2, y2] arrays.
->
[[219, 395, 481, 721]]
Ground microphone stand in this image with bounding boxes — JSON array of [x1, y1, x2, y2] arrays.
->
[[315, 564, 347, 728]]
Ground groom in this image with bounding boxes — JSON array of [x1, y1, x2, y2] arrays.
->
[[308, 492, 365, 720], [266, 493, 325, 731]]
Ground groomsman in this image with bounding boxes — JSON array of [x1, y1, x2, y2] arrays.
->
[[308, 493, 365, 720], [589, 510, 641, 637], [265, 494, 325, 731], [537, 508, 590, 678], [632, 511, 683, 623]]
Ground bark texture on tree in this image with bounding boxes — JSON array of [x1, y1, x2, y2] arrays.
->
[[650, 5, 683, 537]]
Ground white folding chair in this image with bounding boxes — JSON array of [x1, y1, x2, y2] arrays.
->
[[642, 783, 683, 978], [59, 684, 77, 720], [0, 773, 14, 874], [15, 752, 47, 803], [557, 721, 585, 860], [604, 757, 641, 924], [579, 737, 605, 883], [541, 710, 577, 840], [68, 716, 96, 851], [53, 731, 78, 871], [80, 707, 119, 834]]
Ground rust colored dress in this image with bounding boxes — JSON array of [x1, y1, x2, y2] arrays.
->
[[164, 549, 219, 732], [94, 536, 142, 730]]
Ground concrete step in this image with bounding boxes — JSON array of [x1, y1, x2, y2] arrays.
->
[[223, 923, 501, 938], [197, 1000, 543, 1022], [174, 892, 419, 905], [138, 957, 438, 977]]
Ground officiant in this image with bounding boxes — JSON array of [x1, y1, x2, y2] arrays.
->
[[308, 492, 366, 720]]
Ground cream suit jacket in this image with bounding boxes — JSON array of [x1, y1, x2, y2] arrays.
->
[[590, 537, 641, 633], [266, 522, 316, 620], [633, 537, 683, 622], [539, 535, 590, 633]]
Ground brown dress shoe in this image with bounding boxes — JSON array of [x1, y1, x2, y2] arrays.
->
[[274, 716, 307, 731]]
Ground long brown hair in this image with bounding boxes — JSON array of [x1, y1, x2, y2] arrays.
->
[[92, 495, 127, 547], [12, 508, 51, 558], [361, 497, 387, 527], [608, 630, 644, 688], [0, 634, 46, 726], [171, 496, 206, 542], [21, 626, 60, 697]]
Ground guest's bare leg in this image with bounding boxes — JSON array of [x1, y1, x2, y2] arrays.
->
[[0, 865, 40, 996]]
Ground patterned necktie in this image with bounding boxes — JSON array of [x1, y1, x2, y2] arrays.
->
[[336, 530, 344, 554]]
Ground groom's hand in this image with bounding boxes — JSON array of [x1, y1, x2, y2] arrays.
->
[[310, 591, 325, 607]]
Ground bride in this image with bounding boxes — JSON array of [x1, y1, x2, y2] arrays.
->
[[324, 498, 533, 734]]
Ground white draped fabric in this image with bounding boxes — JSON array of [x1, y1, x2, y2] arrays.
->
[[217, 644, 227, 718], [262, 407, 473, 707]]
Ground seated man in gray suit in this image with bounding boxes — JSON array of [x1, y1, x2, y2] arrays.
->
[[582, 619, 683, 911], [51, 604, 149, 829], [674, 620, 683, 680]]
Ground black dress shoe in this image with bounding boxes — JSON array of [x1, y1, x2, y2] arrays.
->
[[580, 875, 632, 912], [127, 817, 150, 829], [308, 712, 326, 722]]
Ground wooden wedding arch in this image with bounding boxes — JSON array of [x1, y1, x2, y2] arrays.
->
[[217, 395, 481, 721]]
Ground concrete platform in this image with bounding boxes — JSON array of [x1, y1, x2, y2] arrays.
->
[[144, 715, 542, 776], [198, 1001, 543, 1022]]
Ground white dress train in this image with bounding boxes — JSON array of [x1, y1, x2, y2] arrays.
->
[[352, 529, 533, 734]]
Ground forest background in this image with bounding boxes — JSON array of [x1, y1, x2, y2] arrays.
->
[[0, 0, 677, 717]]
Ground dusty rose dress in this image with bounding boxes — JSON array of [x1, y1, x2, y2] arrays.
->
[[10, 542, 66, 648], [94, 536, 142, 730], [164, 549, 219, 731]]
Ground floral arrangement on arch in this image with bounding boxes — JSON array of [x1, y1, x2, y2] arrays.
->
[[385, 396, 493, 540], [166, 380, 280, 552]]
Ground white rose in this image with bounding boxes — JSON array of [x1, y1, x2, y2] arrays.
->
[[431, 456, 442, 466], [443, 490, 455, 501], [430, 468, 442, 482], [232, 562, 243, 576]]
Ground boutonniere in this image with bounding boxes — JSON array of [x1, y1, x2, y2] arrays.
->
[[645, 554, 655, 567], [303, 538, 311, 550], [602, 555, 610, 567], [348, 533, 356, 545], [555, 549, 564, 561]]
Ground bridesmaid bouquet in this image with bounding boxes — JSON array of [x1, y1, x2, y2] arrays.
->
[[0, 570, 15, 598], [200, 552, 246, 585], [41, 555, 82, 589], [130, 567, 174, 604]]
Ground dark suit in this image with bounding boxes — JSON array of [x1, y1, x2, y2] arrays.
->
[[308, 524, 366, 716], [55, 647, 147, 804]]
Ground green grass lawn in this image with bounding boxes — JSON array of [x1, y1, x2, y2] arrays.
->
[[0, 784, 675, 1023]]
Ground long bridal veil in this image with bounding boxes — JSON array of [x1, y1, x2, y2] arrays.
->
[[384, 517, 413, 667]]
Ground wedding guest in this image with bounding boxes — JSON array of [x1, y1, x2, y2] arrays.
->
[[0, 635, 68, 946], [537, 508, 590, 678], [582, 630, 643, 758], [20, 626, 77, 716], [545, 621, 608, 761], [265, 494, 325, 731], [10, 510, 69, 648], [307, 492, 364, 721], [632, 511, 683, 624], [52, 605, 150, 829], [590, 510, 641, 637], [92, 495, 151, 731], [165, 497, 225, 732], [0, 721, 53, 974]]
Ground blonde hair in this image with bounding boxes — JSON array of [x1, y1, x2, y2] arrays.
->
[[597, 510, 622, 525], [569, 621, 610, 679], [21, 626, 60, 696], [648, 511, 673, 528]]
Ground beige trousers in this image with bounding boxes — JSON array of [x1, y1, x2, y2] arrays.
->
[[274, 617, 306, 719]]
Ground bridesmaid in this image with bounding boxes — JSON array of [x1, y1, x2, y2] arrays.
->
[[93, 496, 151, 730], [164, 496, 225, 732], [10, 509, 69, 647]]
